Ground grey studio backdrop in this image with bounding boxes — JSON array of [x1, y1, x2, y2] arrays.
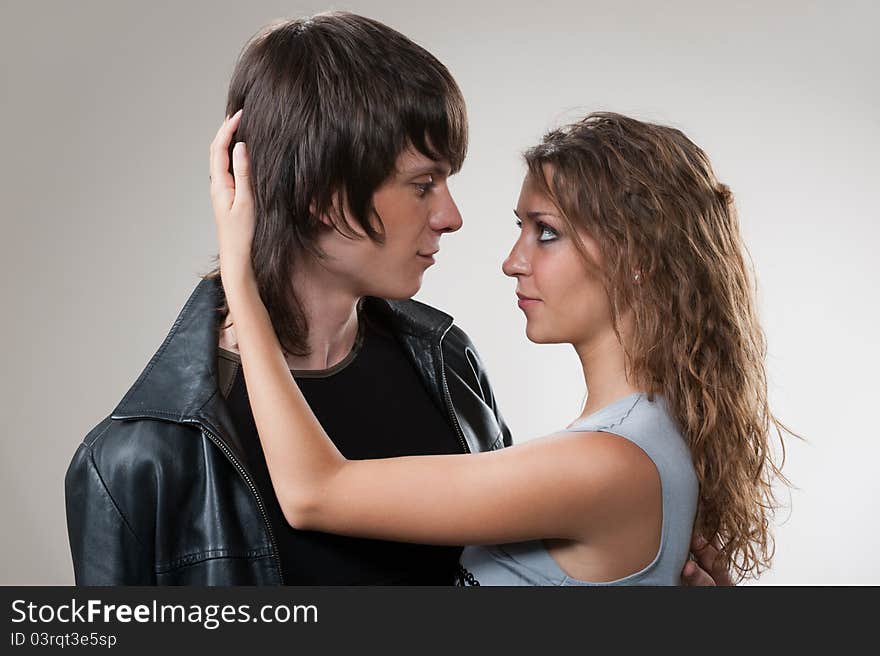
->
[[2, 0, 877, 585]]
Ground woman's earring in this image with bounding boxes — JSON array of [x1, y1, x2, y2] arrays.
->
[[633, 270, 642, 283]]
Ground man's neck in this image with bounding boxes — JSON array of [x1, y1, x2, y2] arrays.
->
[[219, 257, 361, 372], [288, 267, 361, 371]]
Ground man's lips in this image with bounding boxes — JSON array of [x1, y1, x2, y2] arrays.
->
[[417, 250, 438, 265]]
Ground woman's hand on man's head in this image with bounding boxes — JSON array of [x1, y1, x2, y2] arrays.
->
[[209, 109, 257, 285]]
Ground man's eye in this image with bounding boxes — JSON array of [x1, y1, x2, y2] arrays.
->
[[514, 218, 522, 229], [413, 178, 435, 196]]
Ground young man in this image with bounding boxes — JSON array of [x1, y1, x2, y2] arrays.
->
[[65, 12, 726, 585]]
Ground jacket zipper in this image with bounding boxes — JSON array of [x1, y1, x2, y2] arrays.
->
[[195, 422, 285, 585], [435, 341, 470, 455], [436, 337, 482, 586]]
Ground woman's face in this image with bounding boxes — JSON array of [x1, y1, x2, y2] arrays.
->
[[502, 169, 614, 348]]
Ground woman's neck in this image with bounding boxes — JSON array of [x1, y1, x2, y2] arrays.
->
[[573, 326, 641, 420]]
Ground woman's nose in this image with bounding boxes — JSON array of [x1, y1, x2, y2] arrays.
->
[[502, 238, 530, 277]]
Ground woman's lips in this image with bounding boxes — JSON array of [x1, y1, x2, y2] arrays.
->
[[516, 293, 541, 309]]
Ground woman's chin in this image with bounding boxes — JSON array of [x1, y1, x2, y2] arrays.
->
[[525, 320, 572, 345], [524, 323, 552, 344]]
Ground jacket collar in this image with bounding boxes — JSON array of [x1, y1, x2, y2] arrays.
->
[[363, 295, 454, 341], [111, 277, 223, 424], [111, 277, 454, 456]]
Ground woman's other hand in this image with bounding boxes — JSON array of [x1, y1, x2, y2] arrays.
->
[[682, 534, 735, 586]]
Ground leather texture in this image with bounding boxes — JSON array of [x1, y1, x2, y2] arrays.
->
[[65, 277, 512, 585]]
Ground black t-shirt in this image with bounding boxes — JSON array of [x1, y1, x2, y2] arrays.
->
[[218, 314, 465, 585]]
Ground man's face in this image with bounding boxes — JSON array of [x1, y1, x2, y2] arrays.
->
[[315, 145, 463, 299]]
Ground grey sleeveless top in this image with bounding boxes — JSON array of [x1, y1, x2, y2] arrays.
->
[[457, 392, 699, 586]]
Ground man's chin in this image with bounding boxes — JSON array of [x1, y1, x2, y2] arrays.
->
[[375, 277, 423, 301]]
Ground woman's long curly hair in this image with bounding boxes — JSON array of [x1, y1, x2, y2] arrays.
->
[[524, 112, 795, 581]]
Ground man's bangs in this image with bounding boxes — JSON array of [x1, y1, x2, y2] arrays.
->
[[403, 96, 468, 173]]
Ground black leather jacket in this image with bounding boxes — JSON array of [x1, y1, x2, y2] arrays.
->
[[64, 278, 512, 585]]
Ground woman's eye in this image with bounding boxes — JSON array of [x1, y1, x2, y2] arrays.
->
[[538, 223, 559, 242], [514, 218, 522, 229]]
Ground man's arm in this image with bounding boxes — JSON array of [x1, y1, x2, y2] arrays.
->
[[64, 420, 154, 585]]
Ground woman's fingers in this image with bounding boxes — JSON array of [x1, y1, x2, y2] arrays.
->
[[231, 141, 252, 212], [208, 114, 228, 179], [682, 559, 716, 586], [209, 109, 244, 212], [692, 535, 718, 568], [706, 535, 735, 586], [689, 533, 735, 586], [207, 108, 257, 271]]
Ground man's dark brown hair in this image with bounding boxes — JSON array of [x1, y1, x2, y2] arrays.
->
[[204, 11, 468, 356]]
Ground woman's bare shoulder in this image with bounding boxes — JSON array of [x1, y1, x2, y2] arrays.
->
[[524, 429, 661, 525]]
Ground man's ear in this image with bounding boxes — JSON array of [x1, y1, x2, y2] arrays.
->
[[309, 189, 358, 232], [309, 195, 337, 229], [311, 189, 370, 239]]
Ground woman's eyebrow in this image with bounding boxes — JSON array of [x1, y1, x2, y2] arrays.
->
[[513, 209, 560, 220]]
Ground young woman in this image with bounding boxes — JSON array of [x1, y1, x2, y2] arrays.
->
[[209, 109, 790, 584]]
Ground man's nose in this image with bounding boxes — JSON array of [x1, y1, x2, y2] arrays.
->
[[502, 236, 530, 277], [429, 188, 463, 234]]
